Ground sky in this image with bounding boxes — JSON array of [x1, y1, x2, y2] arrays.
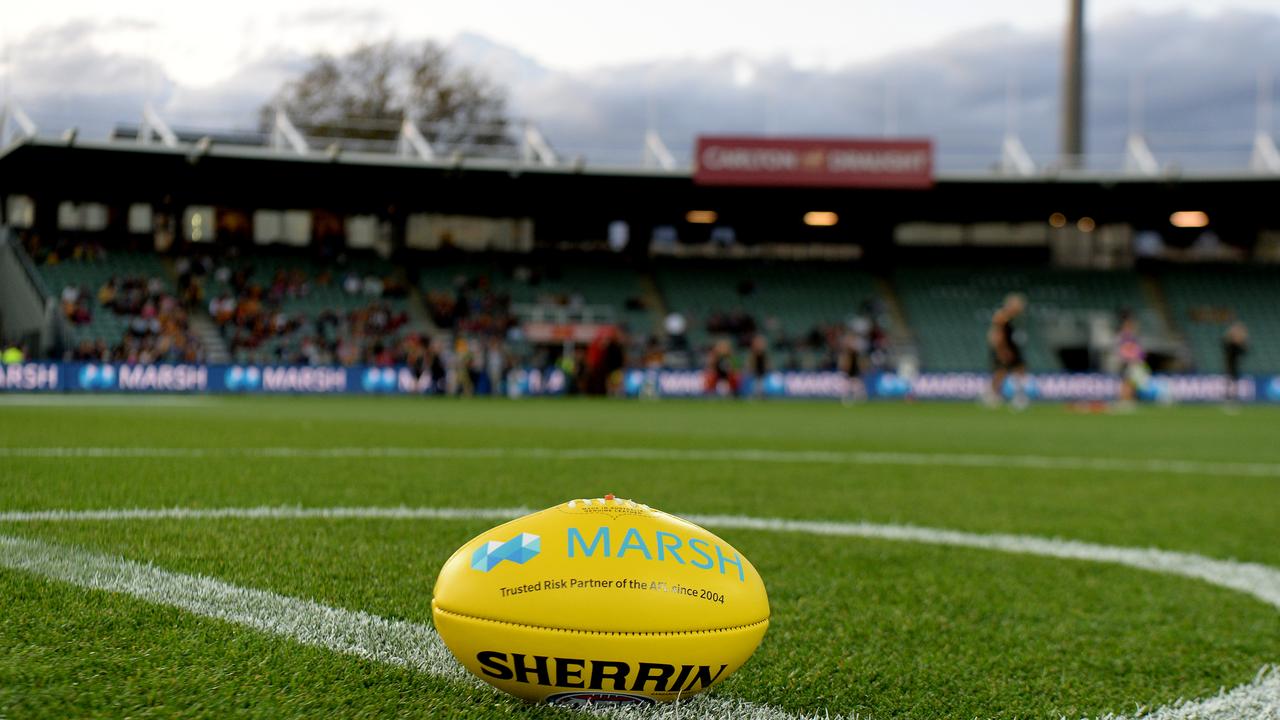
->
[[4, 1, 1280, 168]]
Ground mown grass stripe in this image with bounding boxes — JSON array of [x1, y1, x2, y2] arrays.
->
[[4, 446, 1280, 478]]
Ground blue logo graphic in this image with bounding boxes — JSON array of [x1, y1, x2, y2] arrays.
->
[[224, 366, 261, 391], [361, 367, 397, 392], [78, 364, 116, 390], [875, 373, 911, 398], [471, 532, 541, 571], [763, 372, 786, 396]]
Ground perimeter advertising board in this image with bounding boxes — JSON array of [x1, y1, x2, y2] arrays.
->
[[3, 363, 1277, 403]]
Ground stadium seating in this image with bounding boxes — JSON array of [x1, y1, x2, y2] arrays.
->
[[35, 248, 188, 353], [26, 232, 1280, 376], [203, 252, 412, 365], [417, 257, 656, 336], [895, 266, 1155, 372], [654, 261, 884, 362], [1160, 266, 1280, 373]]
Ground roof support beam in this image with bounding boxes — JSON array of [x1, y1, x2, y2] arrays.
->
[[1, 104, 37, 147], [269, 107, 309, 156], [397, 118, 436, 161], [138, 103, 179, 148]]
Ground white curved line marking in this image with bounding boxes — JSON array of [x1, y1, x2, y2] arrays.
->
[[0, 505, 531, 524], [0, 506, 1276, 719], [3, 446, 1280, 478]]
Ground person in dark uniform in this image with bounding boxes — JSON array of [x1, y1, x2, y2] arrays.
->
[[1223, 321, 1248, 406], [986, 293, 1028, 409], [839, 329, 865, 404], [705, 339, 738, 397]]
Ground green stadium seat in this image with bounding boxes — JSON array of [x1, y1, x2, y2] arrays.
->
[[1161, 266, 1280, 373], [895, 266, 1153, 372]]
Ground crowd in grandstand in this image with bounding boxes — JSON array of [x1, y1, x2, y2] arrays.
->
[[195, 255, 413, 367], [17, 233, 899, 397], [422, 273, 517, 339], [8, 230, 1268, 404], [25, 235, 208, 364]]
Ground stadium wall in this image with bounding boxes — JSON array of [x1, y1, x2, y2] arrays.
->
[[2, 362, 1276, 403], [0, 231, 51, 349]]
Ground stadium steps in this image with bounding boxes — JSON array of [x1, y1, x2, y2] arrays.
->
[[637, 272, 668, 337], [1139, 271, 1191, 370], [157, 256, 230, 363], [873, 273, 916, 354], [405, 285, 441, 335], [188, 312, 231, 363]]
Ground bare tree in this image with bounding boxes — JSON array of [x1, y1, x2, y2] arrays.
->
[[261, 40, 512, 153]]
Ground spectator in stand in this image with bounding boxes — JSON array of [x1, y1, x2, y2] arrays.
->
[[664, 311, 688, 351], [485, 336, 507, 396], [97, 278, 118, 308], [602, 330, 626, 397], [1223, 321, 1248, 409], [838, 329, 866, 405], [748, 334, 769, 398], [452, 337, 475, 396], [343, 273, 361, 295], [427, 339, 447, 393]]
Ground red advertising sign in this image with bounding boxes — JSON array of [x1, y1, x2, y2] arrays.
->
[[523, 322, 617, 344], [694, 136, 933, 189]]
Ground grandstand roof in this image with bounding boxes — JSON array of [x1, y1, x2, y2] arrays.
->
[[3, 138, 1279, 246]]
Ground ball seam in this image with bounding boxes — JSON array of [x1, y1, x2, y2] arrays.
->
[[433, 606, 769, 637]]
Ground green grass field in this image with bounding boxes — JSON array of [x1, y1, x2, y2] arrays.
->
[[1, 397, 1278, 719]]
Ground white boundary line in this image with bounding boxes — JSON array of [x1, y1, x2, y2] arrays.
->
[[0, 396, 223, 407], [1, 505, 1277, 718], [0, 506, 531, 524], [4, 446, 1280, 478]]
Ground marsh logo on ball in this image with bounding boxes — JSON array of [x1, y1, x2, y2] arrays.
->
[[471, 532, 541, 571], [433, 497, 770, 704]]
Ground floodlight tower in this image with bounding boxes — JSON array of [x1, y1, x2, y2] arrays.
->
[[1061, 0, 1086, 168]]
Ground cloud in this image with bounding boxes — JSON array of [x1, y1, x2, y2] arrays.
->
[[471, 9, 1280, 168], [288, 8, 387, 27], [7, 11, 1280, 169]]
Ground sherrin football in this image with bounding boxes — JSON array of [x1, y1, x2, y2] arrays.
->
[[431, 496, 770, 706]]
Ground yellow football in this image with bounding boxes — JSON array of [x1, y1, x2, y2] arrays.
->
[[431, 496, 770, 706]]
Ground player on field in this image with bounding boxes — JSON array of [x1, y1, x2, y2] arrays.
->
[[1114, 312, 1150, 412], [985, 293, 1028, 410], [839, 327, 866, 405], [1223, 320, 1248, 409], [705, 339, 739, 397]]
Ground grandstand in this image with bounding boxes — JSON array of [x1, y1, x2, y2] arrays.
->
[[7, 217, 1280, 382], [2, 127, 1280, 393]]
